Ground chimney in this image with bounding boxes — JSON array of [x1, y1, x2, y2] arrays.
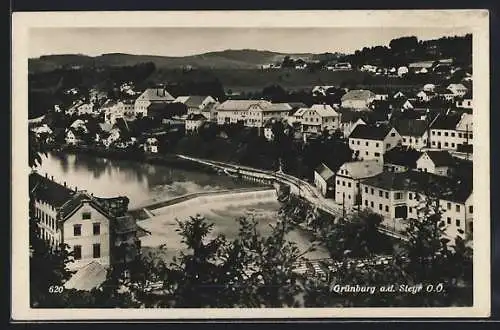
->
[[74, 186, 77, 192], [51, 176, 54, 181], [45, 173, 48, 178], [64, 181, 66, 187]]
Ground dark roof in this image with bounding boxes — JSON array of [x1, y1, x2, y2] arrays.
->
[[361, 171, 472, 203], [29, 172, 74, 207], [424, 151, 455, 167], [147, 103, 170, 112], [184, 96, 211, 108], [393, 119, 428, 137], [430, 113, 462, 130], [186, 113, 207, 121], [339, 109, 385, 124], [383, 147, 422, 168], [349, 124, 392, 140], [287, 102, 307, 110], [314, 163, 335, 182]]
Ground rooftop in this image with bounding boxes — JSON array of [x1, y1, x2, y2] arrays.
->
[[341, 89, 376, 101], [309, 104, 339, 117], [349, 124, 393, 140], [393, 119, 428, 137], [423, 150, 455, 167], [384, 146, 422, 168], [430, 113, 462, 130], [314, 163, 335, 182], [217, 100, 272, 111], [137, 88, 175, 102], [64, 261, 107, 291], [340, 160, 383, 179]]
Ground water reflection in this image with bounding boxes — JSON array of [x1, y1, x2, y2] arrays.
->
[[36, 152, 259, 208]]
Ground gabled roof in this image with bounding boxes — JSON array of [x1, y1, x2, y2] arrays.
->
[[267, 103, 293, 112], [341, 89, 376, 101], [393, 119, 428, 137], [137, 88, 175, 102], [287, 102, 308, 110], [314, 163, 335, 182], [174, 95, 213, 108], [422, 151, 455, 167], [217, 100, 272, 111], [384, 147, 422, 168], [292, 107, 308, 117], [340, 160, 383, 179], [29, 172, 74, 207], [349, 124, 393, 140], [447, 83, 467, 91], [309, 104, 339, 117], [361, 170, 472, 203], [430, 113, 462, 130]]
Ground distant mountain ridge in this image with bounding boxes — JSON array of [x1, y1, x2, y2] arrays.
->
[[29, 49, 334, 73]]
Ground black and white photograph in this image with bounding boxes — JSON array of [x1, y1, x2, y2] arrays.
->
[[11, 10, 490, 320]]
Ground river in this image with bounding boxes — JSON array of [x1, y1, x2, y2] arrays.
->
[[36, 151, 329, 260]]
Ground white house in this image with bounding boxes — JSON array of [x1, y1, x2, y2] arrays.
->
[[360, 171, 472, 240], [422, 84, 436, 93], [216, 100, 272, 125], [174, 95, 218, 115], [134, 87, 175, 117], [313, 163, 335, 197], [288, 107, 308, 126], [335, 160, 383, 210], [144, 137, 159, 154], [29, 172, 138, 271], [383, 147, 422, 173], [246, 103, 292, 128], [393, 119, 429, 150], [429, 113, 472, 151], [447, 83, 468, 98], [341, 90, 376, 110], [301, 104, 341, 137], [416, 90, 435, 102], [348, 124, 402, 162], [456, 92, 473, 110], [76, 102, 95, 116], [185, 113, 207, 133], [416, 150, 455, 176]]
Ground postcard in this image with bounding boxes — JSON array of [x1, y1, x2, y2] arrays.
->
[[11, 9, 490, 320]]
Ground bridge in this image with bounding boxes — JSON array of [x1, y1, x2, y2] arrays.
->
[[176, 154, 408, 241]]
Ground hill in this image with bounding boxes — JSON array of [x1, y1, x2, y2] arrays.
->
[[28, 49, 319, 73]]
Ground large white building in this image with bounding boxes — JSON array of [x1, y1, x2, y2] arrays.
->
[[29, 172, 139, 271], [348, 124, 402, 162], [216, 100, 272, 125], [393, 119, 429, 150], [134, 87, 175, 117], [301, 104, 341, 137], [429, 113, 473, 151], [360, 171, 473, 240], [246, 103, 292, 128], [341, 90, 376, 110], [174, 95, 218, 115], [415, 150, 455, 177], [334, 160, 383, 210]]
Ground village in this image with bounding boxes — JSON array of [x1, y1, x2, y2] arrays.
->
[[27, 34, 475, 304]]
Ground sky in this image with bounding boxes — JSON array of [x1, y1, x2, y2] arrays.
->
[[29, 27, 471, 58]]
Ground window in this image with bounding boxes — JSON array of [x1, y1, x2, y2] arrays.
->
[[385, 205, 389, 212], [432, 141, 436, 146], [444, 142, 449, 147], [365, 151, 369, 156], [409, 207, 413, 213], [469, 205, 473, 214], [447, 202, 451, 210], [74, 245, 82, 260], [403, 138, 407, 142], [451, 143, 455, 148], [364, 200, 368, 206], [371, 188, 374, 195], [456, 205, 460, 212], [432, 131, 436, 135], [82, 212, 91, 220], [469, 222, 473, 233], [390, 133, 395, 137], [447, 217, 451, 224], [394, 192, 402, 200], [365, 187, 368, 193], [456, 219, 461, 227], [93, 244, 101, 258], [357, 141, 360, 145], [409, 193, 413, 200], [73, 224, 82, 236], [374, 152, 381, 157], [379, 191, 383, 197], [348, 195, 351, 199], [376, 143, 379, 147], [385, 192, 389, 199], [444, 132, 449, 137], [379, 204, 382, 210], [437, 131, 441, 136], [458, 133, 462, 138], [365, 142, 369, 146], [469, 133, 473, 139], [356, 182, 359, 188], [342, 181, 345, 186], [451, 132, 455, 137], [386, 144, 390, 149], [370, 201, 374, 208], [93, 223, 100, 235], [348, 182, 352, 188]]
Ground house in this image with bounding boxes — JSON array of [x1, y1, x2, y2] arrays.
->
[[246, 103, 292, 128], [392, 91, 406, 99], [185, 113, 207, 133], [65, 100, 84, 116], [422, 84, 436, 93], [429, 113, 472, 151], [31, 124, 53, 136], [143, 137, 159, 154], [338, 109, 368, 138], [341, 90, 376, 110], [102, 100, 124, 126], [390, 98, 415, 112], [134, 87, 175, 117], [416, 150, 455, 176], [447, 83, 468, 98], [360, 170, 472, 240], [393, 119, 429, 150], [312, 85, 336, 96], [216, 100, 272, 125], [348, 124, 402, 162], [201, 102, 219, 122], [371, 88, 389, 101], [456, 92, 473, 110], [301, 104, 341, 137], [409, 61, 434, 74], [335, 160, 383, 210], [118, 99, 136, 120], [288, 107, 308, 126], [383, 146, 421, 173], [29, 172, 139, 271], [313, 163, 336, 197], [173, 95, 218, 115], [65, 128, 85, 145], [397, 66, 409, 77], [416, 90, 436, 102], [76, 102, 95, 116], [103, 127, 122, 148], [435, 86, 456, 102]]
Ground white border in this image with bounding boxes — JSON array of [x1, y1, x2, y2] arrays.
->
[[11, 10, 490, 320]]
